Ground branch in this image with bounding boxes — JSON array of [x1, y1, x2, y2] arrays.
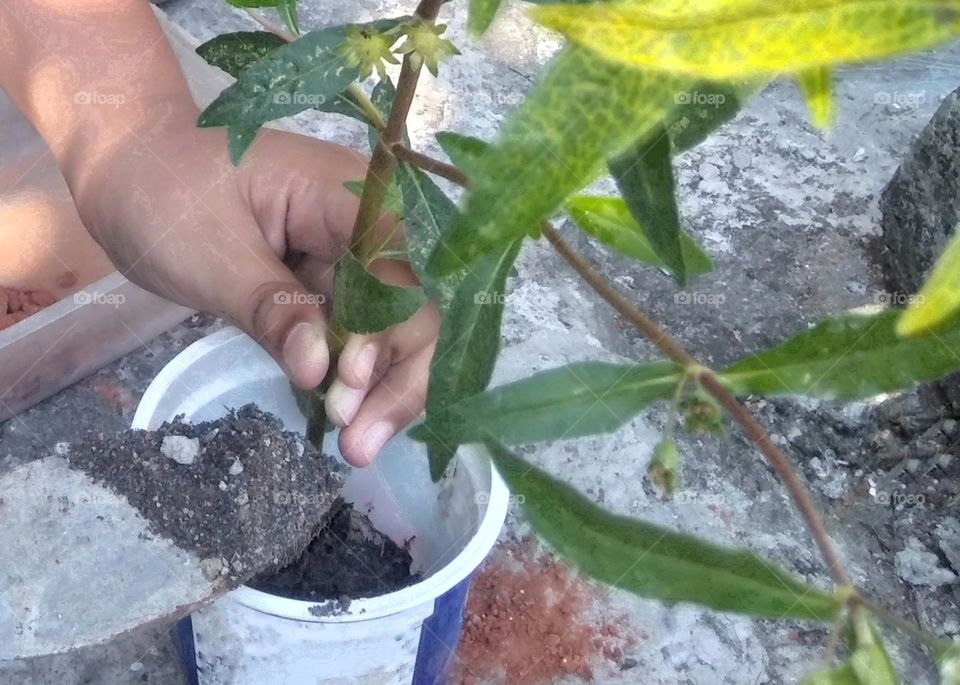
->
[[245, 9, 296, 43], [392, 144, 469, 185], [394, 145, 851, 588], [348, 0, 445, 260]]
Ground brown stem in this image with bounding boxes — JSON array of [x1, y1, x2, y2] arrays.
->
[[698, 373, 850, 586], [392, 144, 469, 185], [245, 9, 296, 42], [541, 225, 699, 368], [391, 145, 851, 587], [348, 0, 445, 260], [303, 0, 444, 446]]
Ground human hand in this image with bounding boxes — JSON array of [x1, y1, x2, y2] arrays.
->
[[70, 104, 438, 466]]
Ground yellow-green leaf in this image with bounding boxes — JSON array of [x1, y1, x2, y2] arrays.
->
[[797, 67, 835, 129], [897, 229, 960, 337], [426, 46, 686, 277], [531, 1, 960, 80]]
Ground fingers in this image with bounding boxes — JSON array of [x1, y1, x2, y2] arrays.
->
[[337, 343, 434, 467], [220, 247, 330, 390], [338, 333, 385, 389]]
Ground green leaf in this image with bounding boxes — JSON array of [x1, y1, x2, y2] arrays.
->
[[797, 67, 835, 129], [395, 163, 460, 308], [343, 179, 404, 218], [469, 0, 503, 35], [425, 46, 687, 277], [435, 130, 488, 176], [487, 440, 842, 621], [648, 438, 680, 494], [897, 229, 960, 337], [227, 125, 259, 165], [565, 196, 712, 278], [721, 309, 960, 400], [801, 664, 860, 685], [332, 252, 426, 334], [278, 0, 299, 36], [666, 81, 756, 153], [531, 1, 960, 80], [420, 241, 522, 480], [197, 18, 403, 130], [935, 641, 960, 685], [609, 124, 687, 284], [849, 643, 899, 685], [411, 361, 683, 447], [195, 31, 286, 78], [366, 78, 409, 151]]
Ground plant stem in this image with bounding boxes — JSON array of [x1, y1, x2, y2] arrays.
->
[[347, 83, 387, 131], [348, 0, 445, 260], [392, 144, 469, 185], [245, 9, 296, 42], [698, 372, 851, 586], [391, 145, 851, 587], [303, 0, 445, 448], [541, 226, 699, 368]]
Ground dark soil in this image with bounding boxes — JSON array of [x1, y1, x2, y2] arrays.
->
[[66, 405, 345, 589], [252, 502, 420, 604]]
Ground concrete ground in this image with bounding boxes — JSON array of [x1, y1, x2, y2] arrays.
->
[[3, 1, 960, 683]]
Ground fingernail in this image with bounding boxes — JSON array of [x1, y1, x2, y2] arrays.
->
[[359, 421, 394, 465], [354, 344, 378, 386], [283, 321, 329, 386], [326, 380, 364, 427]]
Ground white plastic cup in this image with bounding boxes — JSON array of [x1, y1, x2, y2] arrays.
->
[[132, 327, 509, 684]]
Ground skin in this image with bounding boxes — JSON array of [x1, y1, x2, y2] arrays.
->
[[0, 1, 439, 466]]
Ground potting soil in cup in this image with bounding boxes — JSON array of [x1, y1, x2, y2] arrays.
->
[[251, 502, 421, 614]]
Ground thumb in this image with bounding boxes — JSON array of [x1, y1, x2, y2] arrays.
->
[[221, 250, 332, 390]]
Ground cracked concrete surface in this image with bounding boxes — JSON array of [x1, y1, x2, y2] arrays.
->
[[2, 0, 960, 683]]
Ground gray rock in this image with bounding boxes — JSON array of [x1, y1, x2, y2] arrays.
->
[[199, 557, 224, 581], [160, 435, 200, 465], [880, 87, 960, 413], [937, 518, 960, 573], [880, 87, 960, 290], [895, 537, 957, 587]]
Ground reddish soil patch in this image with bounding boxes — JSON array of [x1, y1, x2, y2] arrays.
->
[[90, 377, 139, 413], [452, 539, 640, 685], [0, 283, 61, 331]]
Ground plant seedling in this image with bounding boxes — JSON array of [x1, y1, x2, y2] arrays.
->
[[197, 1, 960, 680]]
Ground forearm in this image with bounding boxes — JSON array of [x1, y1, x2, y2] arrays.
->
[[0, 1, 197, 196]]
